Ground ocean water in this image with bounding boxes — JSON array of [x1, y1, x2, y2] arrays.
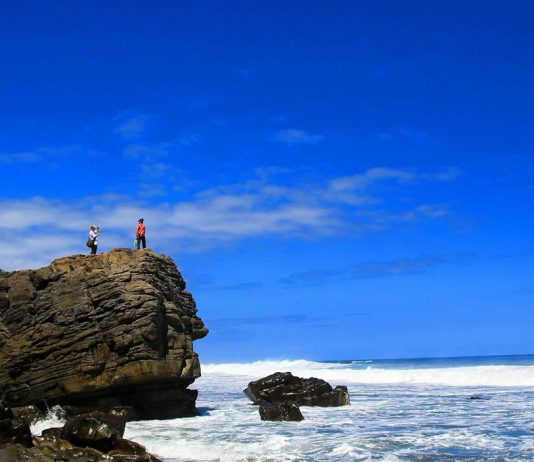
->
[[34, 355, 534, 461]]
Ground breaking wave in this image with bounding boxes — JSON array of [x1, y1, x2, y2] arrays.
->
[[202, 359, 534, 387]]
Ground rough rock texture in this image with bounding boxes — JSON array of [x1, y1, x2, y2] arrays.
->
[[0, 405, 32, 448], [259, 401, 304, 421], [0, 404, 163, 461], [11, 405, 46, 425], [0, 249, 208, 420], [61, 411, 126, 453], [244, 372, 350, 407]]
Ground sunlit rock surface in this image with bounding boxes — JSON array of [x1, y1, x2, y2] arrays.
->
[[0, 249, 208, 420]]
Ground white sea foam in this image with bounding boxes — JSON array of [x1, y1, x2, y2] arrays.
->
[[202, 359, 534, 387], [29, 359, 534, 461], [30, 405, 65, 436]]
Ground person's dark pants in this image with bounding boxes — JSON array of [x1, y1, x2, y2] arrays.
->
[[136, 235, 146, 249], [90, 244, 97, 255]]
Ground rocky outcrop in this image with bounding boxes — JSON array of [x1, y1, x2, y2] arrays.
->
[[259, 401, 304, 422], [244, 372, 350, 407], [0, 406, 162, 461], [0, 249, 208, 420]]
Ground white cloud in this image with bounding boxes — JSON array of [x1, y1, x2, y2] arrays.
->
[[329, 167, 461, 193], [0, 167, 459, 270], [272, 129, 324, 145]]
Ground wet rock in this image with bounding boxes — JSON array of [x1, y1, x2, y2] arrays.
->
[[110, 438, 146, 456], [0, 249, 208, 421], [259, 401, 304, 421], [0, 406, 163, 461], [109, 438, 164, 461], [61, 411, 126, 453], [57, 445, 107, 461], [33, 430, 74, 454], [11, 404, 46, 425], [110, 454, 163, 462], [0, 443, 31, 462], [244, 372, 350, 407], [41, 426, 63, 439], [0, 404, 14, 420], [0, 416, 32, 448]]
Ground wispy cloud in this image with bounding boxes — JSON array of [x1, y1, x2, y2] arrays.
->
[[0, 144, 103, 165], [329, 167, 461, 192], [278, 254, 469, 287], [325, 167, 461, 206], [272, 129, 324, 145], [0, 167, 460, 270], [0, 151, 40, 164], [114, 115, 149, 140], [376, 127, 431, 144], [123, 134, 200, 160]]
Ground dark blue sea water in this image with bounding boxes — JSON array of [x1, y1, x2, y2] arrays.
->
[[34, 355, 534, 461], [324, 354, 534, 370]]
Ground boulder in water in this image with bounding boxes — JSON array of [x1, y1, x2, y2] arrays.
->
[[244, 372, 350, 407], [259, 401, 304, 421]]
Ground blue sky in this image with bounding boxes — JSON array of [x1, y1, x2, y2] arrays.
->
[[1, 1, 533, 361]]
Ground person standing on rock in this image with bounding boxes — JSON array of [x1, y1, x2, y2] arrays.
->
[[135, 218, 146, 250], [87, 225, 100, 255]]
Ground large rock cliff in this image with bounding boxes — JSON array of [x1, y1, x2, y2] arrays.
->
[[0, 249, 208, 420]]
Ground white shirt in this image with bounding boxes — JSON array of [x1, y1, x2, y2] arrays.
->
[[89, 229, 99, 245]]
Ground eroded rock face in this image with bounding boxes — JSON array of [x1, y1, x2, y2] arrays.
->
[[0, 249, 208, 420], [244, 372, 350, 407]]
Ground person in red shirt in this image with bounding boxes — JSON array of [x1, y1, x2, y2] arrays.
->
[[136, 218, 146, 249]]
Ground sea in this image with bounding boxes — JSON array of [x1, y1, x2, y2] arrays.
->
[[32, 355, 534, 462]]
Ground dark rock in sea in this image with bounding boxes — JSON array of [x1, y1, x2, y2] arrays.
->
[[61, 411, 126, 452], [0, 404, 162, 461], [469, 395, 489, 400], [244, 372, 350, 407], [0, 249, 208, 421], [259, 401, 304, 421], [109, 438, 163, 461]]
